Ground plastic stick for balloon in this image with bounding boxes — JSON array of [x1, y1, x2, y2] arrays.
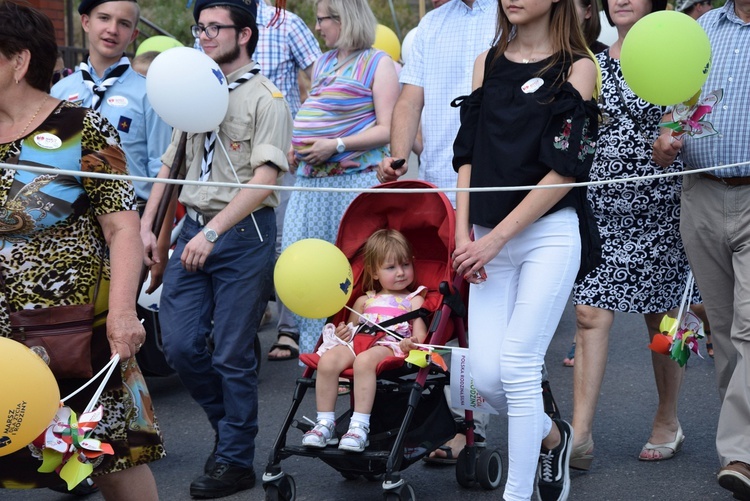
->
[[378, 340, 453, 352], [59, 354, 120, 410], [83, 354, 120, 414], [344, 305, 404, 340], [216, 134, 262, 241], [675, 271, 694, 337]]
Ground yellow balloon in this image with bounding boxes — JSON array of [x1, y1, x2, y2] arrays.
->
[[0, 337, 60, 457], [620, 11, 711, 106], [135, 36, 184, 57], [275, 239, 354, 319], [373, 24, 400, 62]]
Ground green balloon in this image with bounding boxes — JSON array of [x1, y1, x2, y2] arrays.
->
[[621, 11, 711, 106], [135, 36, 183, 57]]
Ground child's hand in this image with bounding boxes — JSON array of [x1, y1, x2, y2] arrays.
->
[[335, 322, 353, 342], [399, 337, 419, 353]]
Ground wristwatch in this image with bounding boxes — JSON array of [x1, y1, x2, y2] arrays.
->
[[202, 227, 218, 243], [336, 137, 346, 153]]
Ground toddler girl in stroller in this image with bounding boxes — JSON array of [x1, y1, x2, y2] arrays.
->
[[301, 229, 428, 452]]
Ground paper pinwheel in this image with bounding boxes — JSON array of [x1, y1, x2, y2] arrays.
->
[[659, 89, 723, 140], [34, 405, 114, 490], [405, 349, 448, 372], [648, 310, 705, 367]]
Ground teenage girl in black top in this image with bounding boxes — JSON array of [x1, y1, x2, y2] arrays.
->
[[451, 0, 599, 498]]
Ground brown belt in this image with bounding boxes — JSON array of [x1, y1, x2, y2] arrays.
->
[[700, 173, 750, 186]]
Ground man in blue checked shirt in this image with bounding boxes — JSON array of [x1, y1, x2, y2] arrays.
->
[[653, 1, 750, 497], [254, 0, 322, 362]]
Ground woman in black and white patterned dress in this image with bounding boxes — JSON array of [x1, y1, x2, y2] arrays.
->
[[568, 0, 700, 471]]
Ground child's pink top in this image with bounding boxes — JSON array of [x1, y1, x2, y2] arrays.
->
[[315, 286, 426, 357]]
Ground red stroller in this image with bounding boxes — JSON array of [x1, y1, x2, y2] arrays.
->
[[262, 180, 502, 500]]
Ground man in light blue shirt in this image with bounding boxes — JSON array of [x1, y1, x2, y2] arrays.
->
[[653, 1, 750, 496], [379, 0, 497, 207], [52, 0, 171, 204]]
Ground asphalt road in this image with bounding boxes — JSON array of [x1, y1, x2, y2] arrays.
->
[[6, 300, 728, 501]]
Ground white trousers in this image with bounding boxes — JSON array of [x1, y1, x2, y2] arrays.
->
[[469, 208, 580, 501]]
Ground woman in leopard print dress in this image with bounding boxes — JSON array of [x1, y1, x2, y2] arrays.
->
[[0, 3, 163, 498]]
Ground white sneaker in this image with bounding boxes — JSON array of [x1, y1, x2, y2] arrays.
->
[[301, 419, 337, 448], [338, 422, 369, 452]]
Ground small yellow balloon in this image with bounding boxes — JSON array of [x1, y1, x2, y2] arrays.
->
[[274, 239, 354, 319], [0, 337, 60, 457], [373, 24, 401, 62]]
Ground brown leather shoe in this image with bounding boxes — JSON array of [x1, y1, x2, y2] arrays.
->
[[718, 461, 750, 500]]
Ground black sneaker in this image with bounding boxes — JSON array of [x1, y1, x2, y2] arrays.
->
[[537, 419, 573, 501], [190, 462, 256, 499]]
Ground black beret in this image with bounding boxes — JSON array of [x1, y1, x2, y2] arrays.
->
[[193, 0, 257, 22], [78, 0, 137, 15]]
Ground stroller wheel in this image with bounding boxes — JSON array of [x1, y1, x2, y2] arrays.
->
[[263, 473, 296, 501], [383, 482, 416, 501], [477, 448, 503, 490]]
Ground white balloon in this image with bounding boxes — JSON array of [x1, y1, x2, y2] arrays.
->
[[401, 27, 418, 65], [597, 11, 618, 47], [146, 47, 228, 133]]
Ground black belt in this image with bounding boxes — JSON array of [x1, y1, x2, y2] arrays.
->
[[700, 173, 750, 186]]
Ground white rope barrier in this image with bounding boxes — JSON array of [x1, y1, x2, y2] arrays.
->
[[2, 159, 750, 194]]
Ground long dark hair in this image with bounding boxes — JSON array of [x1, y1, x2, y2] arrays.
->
[[0, 0, 57, 91], [578, 0, 602, 48], [490, 0, 593, 83]]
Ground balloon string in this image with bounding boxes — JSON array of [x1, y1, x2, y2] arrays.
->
[[60, 354, 120, 407], [343, 305, 404, 340], [215, 133, 263, 242]]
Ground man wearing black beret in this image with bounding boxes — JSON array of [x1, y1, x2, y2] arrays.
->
[[140, 0, 292, 498]]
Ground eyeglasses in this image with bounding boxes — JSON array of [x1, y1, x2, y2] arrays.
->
[[316, 16, 334, 24], [191, 24, 238, 39]]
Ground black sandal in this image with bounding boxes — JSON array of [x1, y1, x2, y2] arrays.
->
[[267, 331, 300, 361]]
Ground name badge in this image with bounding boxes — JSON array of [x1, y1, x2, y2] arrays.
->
[[34, 133, 62, 150], [107, 96, 129, 107], [521, 77, 544, 94]]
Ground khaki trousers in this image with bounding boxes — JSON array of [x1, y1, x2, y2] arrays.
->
[[680, 173, 750, 466]]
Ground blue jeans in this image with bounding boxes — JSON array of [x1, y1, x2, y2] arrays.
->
[[160, 208, 275, 468]]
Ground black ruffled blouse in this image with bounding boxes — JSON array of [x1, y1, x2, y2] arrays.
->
[[452, 47, 601, 279]]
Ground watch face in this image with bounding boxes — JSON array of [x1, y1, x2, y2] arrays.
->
[[204, 228, 218, 242]]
